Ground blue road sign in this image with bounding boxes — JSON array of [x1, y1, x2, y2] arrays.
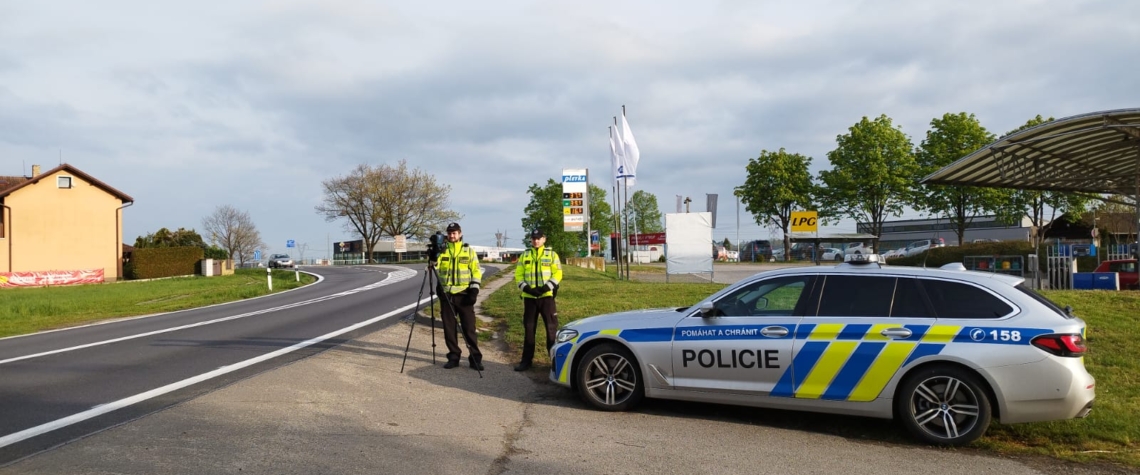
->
[[287, 240, 295, 248], [254, 250, 262, 260]]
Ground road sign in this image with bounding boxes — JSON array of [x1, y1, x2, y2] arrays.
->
[[394, 235, 407, 253], [287, 240, 295, 248], [790, 211, 819, 232], [254, 250, 262, 260]]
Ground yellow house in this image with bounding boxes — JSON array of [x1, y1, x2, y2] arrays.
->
[[0, 164, 134, 285]]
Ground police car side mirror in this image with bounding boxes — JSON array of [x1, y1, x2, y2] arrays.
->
[[698, 301, 716, 317]]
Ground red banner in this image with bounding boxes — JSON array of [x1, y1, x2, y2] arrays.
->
[[0, 269, 105, 287], [629, 232, 666, 245]]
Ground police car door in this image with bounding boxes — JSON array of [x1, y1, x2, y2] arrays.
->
[[672, 275, 814, 395], [780, 275, 936, 402]]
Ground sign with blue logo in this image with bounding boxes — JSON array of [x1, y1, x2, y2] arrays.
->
[[254, 250, 262, 260], [287, 240, 295, 248], [562, 168, 589, 232]]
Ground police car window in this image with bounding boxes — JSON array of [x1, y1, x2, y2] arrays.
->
[[713, 276, 809, 317], [920, 279, 1013, 319], [891, 277, 932, 318], [815, 275, 893, 317]]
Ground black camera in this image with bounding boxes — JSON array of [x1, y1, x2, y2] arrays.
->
[[427, 231, 446, 261]]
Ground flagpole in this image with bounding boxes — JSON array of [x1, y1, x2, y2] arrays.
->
[[610, 125, 623, 279]]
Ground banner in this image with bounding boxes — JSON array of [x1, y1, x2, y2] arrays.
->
[[707, 194, 718, 228], [590, 230, 600, 251], [0, 269, 104, 287], [562, 168, 589, 232], [629, 232, 666, 245], [620, 114, 639, 187]]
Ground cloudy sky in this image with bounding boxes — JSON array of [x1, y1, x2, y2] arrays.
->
[[2, 1, 1137, 258]]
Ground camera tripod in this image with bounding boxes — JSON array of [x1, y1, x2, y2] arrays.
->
[[399, 264, 483, 378]]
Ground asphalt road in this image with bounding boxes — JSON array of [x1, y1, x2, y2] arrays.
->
[[0, 264, 460, 464]]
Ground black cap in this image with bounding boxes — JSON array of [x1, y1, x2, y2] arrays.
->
[[446, 222, 461, 232], [530, 228, 545, 239]]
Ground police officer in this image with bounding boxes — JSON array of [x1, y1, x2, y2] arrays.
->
[[435, 222, 484, 370], [513, 228, 563, 371]]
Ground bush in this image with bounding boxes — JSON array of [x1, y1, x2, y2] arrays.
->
[[125, 246, 204, 279]]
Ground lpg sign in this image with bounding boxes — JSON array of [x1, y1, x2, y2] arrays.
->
[[790, 211, 818, 232]]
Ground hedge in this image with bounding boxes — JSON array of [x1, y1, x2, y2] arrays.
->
[[125, 246, 205, 280]]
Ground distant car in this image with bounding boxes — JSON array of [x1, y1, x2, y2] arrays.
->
[[550, 253, 1095, 446], [1093, 259, 1138, 290], [268, 253, 294, 268], [882, 248, 907, 259], [739, 240, 773, 262], [904, 238, 947, 257], [821, 248, 845, 261], [844, 242, 873, 255]]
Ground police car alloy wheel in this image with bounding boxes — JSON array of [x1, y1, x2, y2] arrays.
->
[[896, 365, 992, 446], [576, 343, 643, 411]]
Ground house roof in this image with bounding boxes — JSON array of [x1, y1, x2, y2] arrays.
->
[[0, 163, 134, 202]]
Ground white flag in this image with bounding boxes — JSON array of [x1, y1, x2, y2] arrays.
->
[[609, 126, 624, 185], [620, 113, 639, 187]]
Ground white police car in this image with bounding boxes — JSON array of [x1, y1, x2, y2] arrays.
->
[[550, 254, 1094, 446]]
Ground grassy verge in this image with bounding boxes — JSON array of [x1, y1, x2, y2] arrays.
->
[[0, 268, 316, 338], [482, 265, 1140, 467]]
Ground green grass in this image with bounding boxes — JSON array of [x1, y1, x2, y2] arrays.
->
[[481, 264, 724, 365], [482, 266, 1140, 467], [0, 268, 316, 338]]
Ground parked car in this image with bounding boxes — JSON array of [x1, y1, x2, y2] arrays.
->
[[268, 253, 294, 268], [788, 243, 818, 261], [1093, 259, 1138, 290], [904, 238, 947, 257], [821, 248, 845, 261], [739, 240, 773, 262], [844, 242, 873, 255], [549, 254, 1094, 446], [882, 247, 907, 259]]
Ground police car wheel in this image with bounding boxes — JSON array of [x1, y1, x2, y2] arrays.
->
[[576, 343, 643, 412], [896, 366, 992, 446]]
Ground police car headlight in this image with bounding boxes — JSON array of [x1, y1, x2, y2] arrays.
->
[[555, 329, 579, 343]]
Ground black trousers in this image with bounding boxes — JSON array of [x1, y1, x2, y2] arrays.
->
[[440, 293, 481, 362], [520, 296, 558, 364]]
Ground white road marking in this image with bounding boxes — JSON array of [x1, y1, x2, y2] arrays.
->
[[0, 268, 419, 366], [0, 293, 429, 450]]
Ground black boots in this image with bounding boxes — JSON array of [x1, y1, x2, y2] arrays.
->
[[513, 362, 532, 372], [443, 360, 459, 369], [469, 357, 484, 371]]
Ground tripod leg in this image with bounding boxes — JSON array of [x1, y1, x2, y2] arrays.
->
[[429, 268, 437, 364], [400, 267, 432, 374]]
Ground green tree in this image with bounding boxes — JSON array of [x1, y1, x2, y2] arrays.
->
[[734, 148, 814, 258], [134, 227, 207, 248], [915, 112, 1014, 245], [521, 180, 613, 258], [624, 190, 664, 234], [1003, 116, 1092, 247], [818, 115, 919, 249], [721, 237, 733, 251]]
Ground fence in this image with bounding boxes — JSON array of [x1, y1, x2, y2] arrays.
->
[[1045, 246, 1076, 290]]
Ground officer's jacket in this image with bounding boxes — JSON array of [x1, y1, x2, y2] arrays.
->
[[436, 241, 482, 294], [515, 246, 562, 299]]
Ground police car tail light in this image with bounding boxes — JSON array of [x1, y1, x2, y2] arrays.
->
[[1031, 334, 1087, 357]]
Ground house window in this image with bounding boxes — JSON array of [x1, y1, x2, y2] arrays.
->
[[0, 208, 5, 238], [58, 176, 72, 189]]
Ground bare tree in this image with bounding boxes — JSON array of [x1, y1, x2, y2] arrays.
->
[[315, 160, 460, 262], [202, 205, 267, 266]]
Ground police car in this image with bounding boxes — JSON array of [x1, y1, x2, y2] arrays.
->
[[549, 254, 1094, 446]]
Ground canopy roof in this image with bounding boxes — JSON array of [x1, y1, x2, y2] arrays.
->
[[922, 108, 1140, 196]]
